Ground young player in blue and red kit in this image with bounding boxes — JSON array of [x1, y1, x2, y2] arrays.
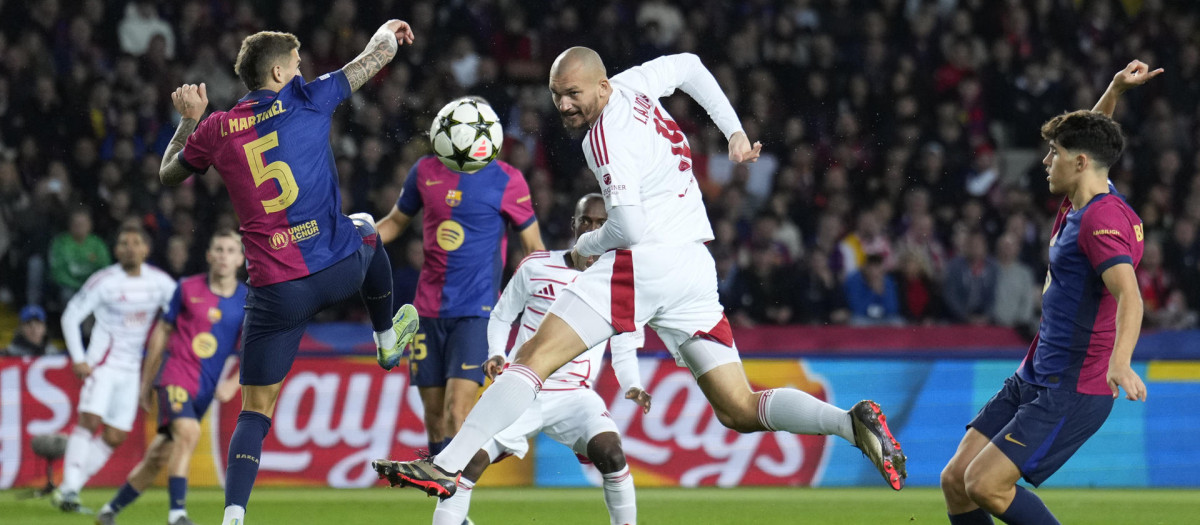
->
[[157, 20, 421, 525], [941, 60, 1162, 525], [377, 115, 544, 456], [96, 231, 246, 525]]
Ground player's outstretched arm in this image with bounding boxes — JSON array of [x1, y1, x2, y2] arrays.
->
[[342, 20, 414, 92], [160, 83, 209, 186], [1101, 263, 1147, 401], [139, 321, 173, 412], [1092, 60, 1163, 117], [376, 205, 413, 244]]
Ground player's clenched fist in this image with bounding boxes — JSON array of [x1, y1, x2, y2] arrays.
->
[[483, 355, 506, 381], [171, 83, 209, 121], [625, 387, 652, 414]]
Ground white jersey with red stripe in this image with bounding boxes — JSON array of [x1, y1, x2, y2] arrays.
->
[[582, 54, 746, 248], [61, 264, 176, 372], [490, 250, 643, 390]]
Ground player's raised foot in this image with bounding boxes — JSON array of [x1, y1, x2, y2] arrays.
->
[[377, 304, 419, 370], [94, 507, 116, 525], [167, 515, 197, 525], [372, 454, 460, 500], [850, 400, 907, 491]]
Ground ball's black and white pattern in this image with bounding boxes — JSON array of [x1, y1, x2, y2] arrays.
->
[[430, 98, 504, 173]]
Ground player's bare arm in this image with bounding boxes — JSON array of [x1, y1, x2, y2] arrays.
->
[[139, 321, 173, 413], [160, 83, 209, 186], [342, 20, 413, 92], [518, 221, 546, 255], [215, 356, 241, 402], [1092, 60, 1163, 117], [377, 205, 413, 244], [1101, 263, 1147, 401]]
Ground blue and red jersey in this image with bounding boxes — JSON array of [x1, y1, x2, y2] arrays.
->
[[1018, 192, 1144, 395], [157, 274, 247, 399], [178, 70, 361, 286], [398, 156, 536, 318]]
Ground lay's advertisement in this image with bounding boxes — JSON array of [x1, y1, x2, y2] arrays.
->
[[2, 349, 1198, 489]]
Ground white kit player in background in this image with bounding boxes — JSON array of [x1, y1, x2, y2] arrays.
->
[[430, 194, 646, 525], [374, 47, 907, 499], [52, 225, 177, 512]]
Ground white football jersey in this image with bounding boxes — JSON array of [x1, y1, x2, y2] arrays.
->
[[61, 264, 176, 372], [491, 250, 642, 390], [582, 55, 737, 247]]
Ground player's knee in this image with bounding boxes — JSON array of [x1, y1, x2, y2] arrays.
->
[[586, 434, 627, 474], [171, 419, 201, 448], [962, 469, 1005, 511], [77, 413, 101, 432], [940, 462, 966, 493]]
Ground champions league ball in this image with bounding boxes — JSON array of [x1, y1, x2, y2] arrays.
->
[[430, 97, 504, 173]]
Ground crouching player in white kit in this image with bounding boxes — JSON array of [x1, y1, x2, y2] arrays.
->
[[374, 47, 907, 499], [52, 224, 177, 512], [430, 193, 646, 525]]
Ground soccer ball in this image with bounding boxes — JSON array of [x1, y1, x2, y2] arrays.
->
[[429, 97, 504, 173]]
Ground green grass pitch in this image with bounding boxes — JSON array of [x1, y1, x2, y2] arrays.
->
[[3, 486, 1199, 524]]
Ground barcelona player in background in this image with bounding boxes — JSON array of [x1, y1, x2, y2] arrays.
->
[[375, 97, 544, 458], [940, 60, 1161, 525], [95, 230, 246, 525], [157, 19, 420, 525]]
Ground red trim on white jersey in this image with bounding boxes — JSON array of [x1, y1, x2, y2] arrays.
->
[[610, 249, 635, 333]]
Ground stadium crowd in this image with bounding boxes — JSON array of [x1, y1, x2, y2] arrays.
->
[[2, 0, 1200, 347]]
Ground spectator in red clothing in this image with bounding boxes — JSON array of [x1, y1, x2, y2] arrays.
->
[[895, 247, 941, 324]]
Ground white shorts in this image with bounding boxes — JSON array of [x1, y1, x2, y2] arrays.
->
[[482, 388, 618, 461], [77, 366, 140, 432], [553, 242, 741, 377]]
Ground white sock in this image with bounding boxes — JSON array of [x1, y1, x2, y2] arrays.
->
[[222, 505, 246, 525], [373, 328, 397, 350], [99, 503, 113, 514], [602, 466, 636, 525], [432, 478, 474, 525], [84, 435, 114, 479], [169, 509, 188, 522], [758, 388, 854, 442], [59, 426, 92, 493], [435, 364, 541, 472]]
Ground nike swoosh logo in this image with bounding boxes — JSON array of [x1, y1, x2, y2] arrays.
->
[[425, 180, 444, 186], [461, 364, 480, 370], [1004, 433, 1026, 447]]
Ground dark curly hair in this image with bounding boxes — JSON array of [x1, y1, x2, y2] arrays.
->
[[1039, 110, 1125, 168]]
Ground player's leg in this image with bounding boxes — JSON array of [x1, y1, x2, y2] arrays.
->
[[419, 386, 448, 453], [164, 416, 202, 524], [56, 410, 101, 509], [587, 433, 636, 525], [442, 317, 488, 438], [942, 375, 1025, 524], [415, 318, 451, 454], [678, 332, 905, 490], [432, 450, 490, 525], [96, 433, 174, 523], [350, 215, 419, 369], [940, 429, 995, 524]]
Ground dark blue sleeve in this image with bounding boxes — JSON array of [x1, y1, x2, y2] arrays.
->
[[163, 285, 183, 325], [396, 163, 423, 216], [301, 70, 352, 115]]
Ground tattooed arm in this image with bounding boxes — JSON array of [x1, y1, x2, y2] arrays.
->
[[160, 83, 208, 187], [342, 20, 414, 92]]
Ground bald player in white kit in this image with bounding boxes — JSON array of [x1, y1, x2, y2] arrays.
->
[[374, 47, 908, 498]]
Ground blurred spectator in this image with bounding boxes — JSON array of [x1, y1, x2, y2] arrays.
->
[[943, 231, 998, 324], [992, 232, 1038, 334], [729, 243, 797, 326], [3, 304, 60, 357], [392, 237, 424, 308], [839, 209, 893, 276], [118, 1, 175, 58], [49, 208, 111, 305], [844, 253, 903, 326], [894, 247, 942, 324], [796, 249, 850, 325]]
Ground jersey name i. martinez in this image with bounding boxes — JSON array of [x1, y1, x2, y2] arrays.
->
[[582, 58, 716, 247], [494, 250, 642, 390], [397, 156, 535, 319], [1019, 191, 1144, 395], [178, 70, 360, 286], [157, 274, 248, 400]]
